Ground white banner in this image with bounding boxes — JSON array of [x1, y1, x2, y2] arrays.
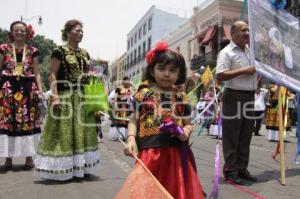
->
[[248, 0, 300, 92]]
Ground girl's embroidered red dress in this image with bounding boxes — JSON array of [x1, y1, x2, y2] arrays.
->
[[133, 81, 205, 199]]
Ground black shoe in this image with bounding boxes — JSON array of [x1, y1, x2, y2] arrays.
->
[[254, 132, 261, 136], [4, 164, 12, 171], [84, 174, 91, 178], [24, 164, 34, 170], [225, 174, 245, 185], [238, 170, 258, 182]]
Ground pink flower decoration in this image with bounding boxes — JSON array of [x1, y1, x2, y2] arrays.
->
[[23, 115, 29, 122], [31, 83, 38, 90], [144, 98, 155, 111], [6, 61, 15, 69], [35, 120, 40, 127], [23, 107, 28, 115], [176, 104, 185, 114], [163, 116, 173, 124], [5, 89, 12, 96], [2, 81, 11, 89], [0, 44, 8, 50], [4, 55, 12, 62]]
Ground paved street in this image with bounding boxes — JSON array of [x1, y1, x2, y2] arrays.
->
[[1, 123, 300, 199]]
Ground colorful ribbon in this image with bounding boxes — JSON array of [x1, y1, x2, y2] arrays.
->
[[209, 116, 221, 199]]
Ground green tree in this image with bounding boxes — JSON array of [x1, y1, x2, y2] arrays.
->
[[0, 28, 9, 44], [28, 35, 57, 90], [29, 35, 57, 63]]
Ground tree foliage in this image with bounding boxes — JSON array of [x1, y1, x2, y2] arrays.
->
[[0, 28, 9, 44]]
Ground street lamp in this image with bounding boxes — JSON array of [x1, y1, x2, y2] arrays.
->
[[20, 15, 43, 25]]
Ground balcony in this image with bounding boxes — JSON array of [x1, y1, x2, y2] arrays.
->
[[190, 52, 218, 71], [190, 55, 206, 71]]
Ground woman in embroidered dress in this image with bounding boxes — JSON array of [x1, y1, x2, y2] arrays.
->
[[0, 21, 43, 171], [108, 76, 133, 141], [35, 19, 100, 180], [124, 41, 205, 199], [265, 84, 295, 141]]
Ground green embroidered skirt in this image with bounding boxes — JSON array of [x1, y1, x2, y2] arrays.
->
[[35, 90, 100, 180]]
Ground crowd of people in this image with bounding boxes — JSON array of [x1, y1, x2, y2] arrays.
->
[[0, 18, 299, 198]]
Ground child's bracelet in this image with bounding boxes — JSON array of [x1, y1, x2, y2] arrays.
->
[[127, 134, 136, 139]]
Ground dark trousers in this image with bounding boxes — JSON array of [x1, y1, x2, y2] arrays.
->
[[254, 111, 265, 134], [222, 88, 255, 175], [95, 115, 103, 139]]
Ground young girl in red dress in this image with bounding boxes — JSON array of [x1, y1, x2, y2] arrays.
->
[[124, 41, 205, 199]]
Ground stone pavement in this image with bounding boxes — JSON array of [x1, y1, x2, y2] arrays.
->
[[0, 124, 299, 199]]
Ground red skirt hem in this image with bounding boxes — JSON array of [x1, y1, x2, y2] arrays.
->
[[138, 146, 205, 199]]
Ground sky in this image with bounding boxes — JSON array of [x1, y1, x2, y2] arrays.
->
[[1, 0, 199, 62]]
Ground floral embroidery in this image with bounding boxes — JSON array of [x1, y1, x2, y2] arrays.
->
[[134, 81, 191, 138], [0, 44, 37, 77], [144, 98, 155, 112], [145, 115, 156, 127], [0, 43, 41, 133], [55, 45, 89, 84], [13, 92, 23, 101]]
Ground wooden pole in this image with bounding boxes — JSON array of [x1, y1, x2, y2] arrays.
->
[[278, 86, 286, 185]]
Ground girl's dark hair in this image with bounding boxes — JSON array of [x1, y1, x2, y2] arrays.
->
[[9, 21, 27, 42], [61, 19, 83, 41], [144, 50, 186, 85]]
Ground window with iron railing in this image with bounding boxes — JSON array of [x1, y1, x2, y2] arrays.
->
[[134, 49, 137, 65], [143, 41, 146, 57], [143, 23, 147, 35], [139, 28, 142, 39], [148, 17, 152, 31], [138, 46, 141, 62]]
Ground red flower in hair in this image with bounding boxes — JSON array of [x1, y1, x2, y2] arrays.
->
[[146, 50, 155, 65], [154, 41, 168, 52], [146, 41, 169, 64], [26, 24, 35, 40]]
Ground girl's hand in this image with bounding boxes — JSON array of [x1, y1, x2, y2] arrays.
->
[[178, 125, 192, 142], [178, 131, 189, 142], [124, 136, 138, 157]]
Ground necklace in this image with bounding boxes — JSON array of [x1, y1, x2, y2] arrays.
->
[[12, 43, 26, 78]]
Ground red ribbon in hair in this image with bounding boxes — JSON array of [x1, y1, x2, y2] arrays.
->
[[146, 41, 169, 64]]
